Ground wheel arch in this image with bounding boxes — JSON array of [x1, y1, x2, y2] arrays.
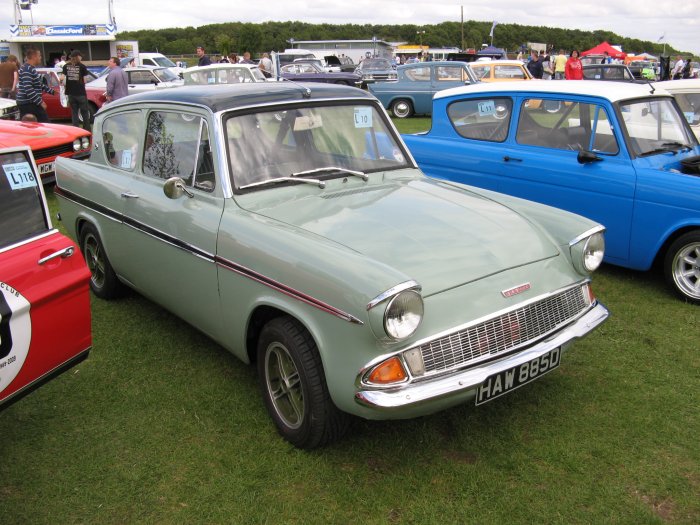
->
[[652, 224, 700, 270], [245, 304, 319, 365]]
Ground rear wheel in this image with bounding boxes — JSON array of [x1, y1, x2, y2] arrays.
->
[[80, 223, 123, 299], [257, 316, 350, 449], [664, 231, 700, 304], [391, 99, 414, 119]]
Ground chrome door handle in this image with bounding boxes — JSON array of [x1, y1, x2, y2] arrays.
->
[[38, 246, 74, 265], [121, 191, 139, 198]]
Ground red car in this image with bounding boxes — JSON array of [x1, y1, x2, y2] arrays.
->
[[37, 67, 105, 123], [0, 145, 91, 410], [0, 119, 91, 183]]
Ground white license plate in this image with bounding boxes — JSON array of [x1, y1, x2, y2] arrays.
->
[[475, 347, 561, 405], [38, 162, 55, 175]]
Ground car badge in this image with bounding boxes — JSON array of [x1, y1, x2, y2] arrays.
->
[[501, 282, 531, 298]]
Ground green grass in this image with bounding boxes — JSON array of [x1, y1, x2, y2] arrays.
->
[[1, 159, 698, 524]]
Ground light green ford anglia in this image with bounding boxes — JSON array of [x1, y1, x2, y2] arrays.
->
[[55, 83, 608, 448]]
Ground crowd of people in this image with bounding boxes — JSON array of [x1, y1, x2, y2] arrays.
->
[[195, 46, 273, 77]]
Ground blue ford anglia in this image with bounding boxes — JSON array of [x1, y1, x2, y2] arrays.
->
[[404, 81, 700, 303]]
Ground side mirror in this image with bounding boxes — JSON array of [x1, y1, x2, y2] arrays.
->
[[163, 177, 193, 199], [577, 150, 603, 164]]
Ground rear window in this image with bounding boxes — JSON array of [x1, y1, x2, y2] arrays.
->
[[0, 150, 49, 250], [447, 98, 513, 142]]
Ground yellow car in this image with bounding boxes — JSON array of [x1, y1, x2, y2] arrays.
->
[[468, 59, 533, 82]]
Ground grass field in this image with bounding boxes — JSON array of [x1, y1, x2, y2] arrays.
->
[[1, 118, 698, 524]]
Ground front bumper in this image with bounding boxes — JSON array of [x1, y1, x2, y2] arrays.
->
[[354, 302, 608, 415]]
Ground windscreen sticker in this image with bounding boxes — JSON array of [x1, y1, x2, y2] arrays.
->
[[478, 100, 496, 116], [684, 111, 695, 124], [0, 282, 31, 396], [354, 107, 373, 128], [3, 162, 38, 190], [120, 149, 132, 169]]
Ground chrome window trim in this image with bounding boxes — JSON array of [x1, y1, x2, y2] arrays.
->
[[367, 280, 421, 310], [569, 225, 606, 247], [0, 229, 58, 255]]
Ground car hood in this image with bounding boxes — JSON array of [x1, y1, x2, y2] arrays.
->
[[0, 121, 86, 146], [239, 175, 560, 295]]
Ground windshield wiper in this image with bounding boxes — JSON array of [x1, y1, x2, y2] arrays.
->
[[239, 177, 325, 190], [638, 142, 692, 157], [291, 166, 369, 181]]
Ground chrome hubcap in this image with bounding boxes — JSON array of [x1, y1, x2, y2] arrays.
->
[[265, 342, 304, 429], [84, 235, 105, 289], [673, 242, 700, 300]]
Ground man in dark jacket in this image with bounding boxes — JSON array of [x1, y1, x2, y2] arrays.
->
[[61, 50, 91, 131], [527, 50, 544, 79], [196, 46, 212, 67]]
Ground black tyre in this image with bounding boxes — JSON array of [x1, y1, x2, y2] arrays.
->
[[257, 316, 350, 449], [664, 231, 700, 304], [80, 223, 123, 299], [391, 99, 414, 119]]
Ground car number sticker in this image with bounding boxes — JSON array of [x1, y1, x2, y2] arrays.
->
[[3, 162, 38, 190], [478, 100, 496, 116], [354, 107, 372, 128], [0, 282, 32, 396], [684, 111, 695, 124], [120, 149, 132, 169]]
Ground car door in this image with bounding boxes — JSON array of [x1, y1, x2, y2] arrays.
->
[[126, 70, 159, 94], [40, 71, 71, 120], [0, 146, 91, 408], [400, 65, 433, 114], [117, 109, 225, 341]]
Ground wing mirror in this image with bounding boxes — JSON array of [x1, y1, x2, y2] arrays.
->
[[163, 177, 194, 199], [577, 150, 603, 164]]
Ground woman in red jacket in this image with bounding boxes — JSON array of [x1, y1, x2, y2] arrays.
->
[[565, 50, 583, 80]]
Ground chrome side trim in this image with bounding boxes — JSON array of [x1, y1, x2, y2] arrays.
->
[[0, 229, 58, 255], [355, 302, 608, 410], [569, 225, 606, 247], [216, 256, 364, 325], [367, 280, 421, 310]]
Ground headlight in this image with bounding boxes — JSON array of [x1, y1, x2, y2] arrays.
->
[[384, 290, 424, 340], [570, 229, 605, 274], [72, 139, 81, 152], [81, 137, 90, 150]]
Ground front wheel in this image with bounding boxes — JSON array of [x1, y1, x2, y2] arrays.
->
[[257, 316, 350, 449], [80, 223, 123, 299], [664, 231, 700, 304], [391, 99, 414, 119]]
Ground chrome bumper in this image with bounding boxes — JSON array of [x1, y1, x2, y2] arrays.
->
[[354, 302, 608, 411]]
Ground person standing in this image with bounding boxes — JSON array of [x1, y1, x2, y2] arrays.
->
[[671, 56, 685, 80], [526, 50, 543, 79], [61, 50, 91, 130], [0, 55, 20, 98], [16, 48, 54, 122], [553, 49, 567, 80], [105, 56, 128, 103], [240, 52, 255, 64], [565, 49, 583, 80], [196, 46, 212, 67], [260, 52, 273, 76]]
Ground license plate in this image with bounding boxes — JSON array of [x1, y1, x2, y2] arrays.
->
[[475, 347, 560, 405], [38, 162, 55, 175]]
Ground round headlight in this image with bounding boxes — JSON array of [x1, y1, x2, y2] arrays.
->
[[81, 137, 90, 150], [384, 290, 424, 340], [72, 139, 81, 152], [583, 232, 605, 272]]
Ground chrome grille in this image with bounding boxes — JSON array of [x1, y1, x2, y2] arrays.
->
[[418, 285, 589, 374]]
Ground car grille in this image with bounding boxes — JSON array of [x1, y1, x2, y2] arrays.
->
[[416, 285, 589, 375], [33, 143, 74, 161]]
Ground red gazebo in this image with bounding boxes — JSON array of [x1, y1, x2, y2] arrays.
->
[[581, 41, 627, 59]]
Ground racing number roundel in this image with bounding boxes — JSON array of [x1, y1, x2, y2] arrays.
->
[[0, 282, 31, 395]]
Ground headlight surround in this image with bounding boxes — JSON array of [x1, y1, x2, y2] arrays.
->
[[384, 290, 424, 340], [72, 139, 81, 152], [81, 137, 90, 150], [570, 229, 605, 274]]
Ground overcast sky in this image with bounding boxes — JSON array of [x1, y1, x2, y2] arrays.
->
[[2, 0, 698, 55]]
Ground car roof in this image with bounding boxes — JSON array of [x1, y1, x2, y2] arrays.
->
[[653, 79, 700, 91], [434, 79, 667, 103], [399, 61, 471, 68], [105, 82, 374, 113], [185, 64, 259, 73], [469, 59, 525, 66]]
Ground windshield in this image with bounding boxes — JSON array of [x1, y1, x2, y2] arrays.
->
[[361, 59, 392, 70], [225, 103, 410, 190], [619, 97, 697, 156], [153, 68, 179, 82], [153, 56, 177, 68]]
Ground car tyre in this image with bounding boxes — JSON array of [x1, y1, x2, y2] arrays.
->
[[664, 231, 700, 304], [80, 223, 123, 299], [257, 316, 350, 449], [392, 99, 414, 119]]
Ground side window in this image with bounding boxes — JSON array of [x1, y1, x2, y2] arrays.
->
[[470, 66, 490, 80], [447, 98, 512, 142], [405, 66, 430, 82], [436, 66, 464, 82], [518, 100, 619, 154], [143, 111, 214, 191], [494, 65, 527, 80], [103, 112, 141, 170], [128, 71, 154, 85], [675, 93, 700, 125]]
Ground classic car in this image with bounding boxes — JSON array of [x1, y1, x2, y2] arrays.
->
[[87, 66, 184, 98], [183, 63, 267, 85], [653, 79, 700, 140], [0, 98, 19, 120], [54, 83, 608, 448], [279, 62, 361, 86], [582, 63, 642, 83], [627, 60, 658, 81], [0, 145, 91, 410], [0, 119, 91, 183], [368, 61, 478, 118], [403, 81, 700, 303], [325, 55, 357, 73], [293, 58, 341, 73], [37, 67, 106, 123], [468, 59, 533, 82], [354, 57, 398, 86]]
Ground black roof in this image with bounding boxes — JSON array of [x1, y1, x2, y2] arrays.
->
[[107, 82, 374, 113]]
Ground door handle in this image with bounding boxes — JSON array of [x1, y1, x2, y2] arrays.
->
[[503, 156, 523, 162], [121, 191, 139, 199], [38, 246, 74, 265]]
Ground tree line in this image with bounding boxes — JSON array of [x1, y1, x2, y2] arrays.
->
[[117, 20, 691, 59]]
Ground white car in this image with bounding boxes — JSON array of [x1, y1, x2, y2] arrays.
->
[[0, 98, 19, 120], [292, 58, 341, 73], [183, 63, 267, 85], [88, 66, 183, 96], [653, 79, 700, 140]]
